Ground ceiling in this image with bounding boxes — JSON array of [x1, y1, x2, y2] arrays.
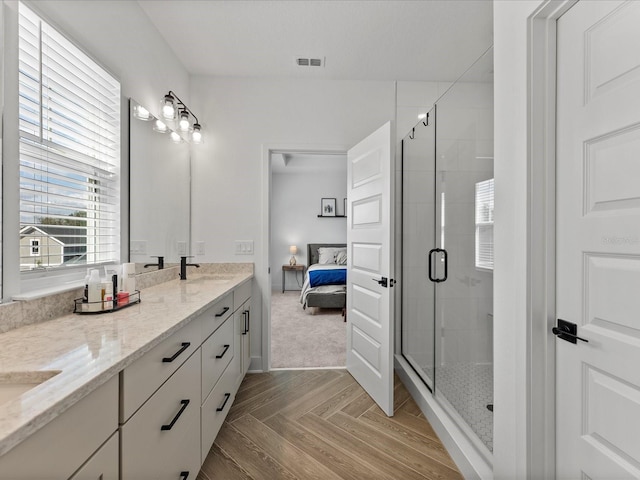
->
[[137, 0, 493, 82]]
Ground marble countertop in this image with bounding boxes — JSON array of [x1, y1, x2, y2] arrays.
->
[[0, 271, 252, 457]]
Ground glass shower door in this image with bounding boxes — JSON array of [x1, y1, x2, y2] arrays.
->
[[401, 108, 436, 391], [433, 48, 494, 454]]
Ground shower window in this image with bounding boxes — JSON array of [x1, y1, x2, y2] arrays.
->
[[475, 178, 494, 271]]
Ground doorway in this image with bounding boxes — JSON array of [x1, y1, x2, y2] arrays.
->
[[268, 150, 348, 369]]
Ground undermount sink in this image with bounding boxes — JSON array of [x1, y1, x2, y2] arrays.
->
[[0, 371, 61, 406]]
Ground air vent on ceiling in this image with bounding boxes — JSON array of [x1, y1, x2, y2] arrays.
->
[[296, 57, 324, 67]]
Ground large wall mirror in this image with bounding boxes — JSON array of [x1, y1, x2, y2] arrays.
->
[[129, 99, 190, 268]]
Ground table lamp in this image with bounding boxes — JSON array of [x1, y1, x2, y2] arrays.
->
[[289, 245, 298, 265]]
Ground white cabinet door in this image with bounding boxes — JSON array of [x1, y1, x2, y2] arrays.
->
[[556, 1, 640, 477], [69, 432, 119, 480], [241, 302, 251, 376], [0, 375, 118, 479], [346, 121, 395, 416], [121, 350, 201, 480]]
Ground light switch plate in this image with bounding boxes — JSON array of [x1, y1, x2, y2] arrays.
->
[[195, 241, 205, 255], [177, 241, 187, 255], [235, 240, 254, 255]]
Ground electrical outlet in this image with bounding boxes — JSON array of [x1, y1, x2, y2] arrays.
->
[[195, 241, 205, 255], [235, 240, 254, 255], [177, 241, 187, 255]]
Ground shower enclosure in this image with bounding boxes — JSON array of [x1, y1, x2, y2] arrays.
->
[[401, 48, 494, 459]]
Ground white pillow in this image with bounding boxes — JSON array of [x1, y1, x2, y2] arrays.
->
[[335, 250, 347, 265], [317, 247, 337, 264]]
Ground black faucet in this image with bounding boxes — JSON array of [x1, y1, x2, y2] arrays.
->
[[180, 256, 200, 280], [144, 256, 164, 270]]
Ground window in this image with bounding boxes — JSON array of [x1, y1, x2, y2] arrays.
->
[[30, 239, 39, 256], [475, 178, 494, 271], [18, 3, 120, 272]]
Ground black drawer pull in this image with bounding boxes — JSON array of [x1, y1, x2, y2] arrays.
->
[[216, 393, 231, 412], [242, 310, 249, 335], [179, 472, 189, 480], [215, 344, 230, 359], [162, 342, 191, 363], [161, 399, 190, 431], [215, 306, 230, 317]]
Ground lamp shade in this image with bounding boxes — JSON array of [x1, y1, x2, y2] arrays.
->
[[289, 245, 298, 255]]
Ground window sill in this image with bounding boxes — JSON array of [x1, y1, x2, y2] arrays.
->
[[13, 280, 85, 301]]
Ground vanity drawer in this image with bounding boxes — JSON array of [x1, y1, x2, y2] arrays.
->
[[201, 360, 236, 464], [233, 279, 252, 312], [121, 349, 201, 480], [201, 292, 234, 341], [201, 315, 234, 403], [120, 317, 200, 422]]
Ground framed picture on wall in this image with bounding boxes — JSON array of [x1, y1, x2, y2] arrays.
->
[[321, 198, 336, 216], [343, 198, 347, 217]]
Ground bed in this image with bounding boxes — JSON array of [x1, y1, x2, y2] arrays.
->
[[299, 243, 347, 315]]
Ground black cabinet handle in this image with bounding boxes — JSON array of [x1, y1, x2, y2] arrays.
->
[[215, 344, 230, 359], [215, 306, 230, 317], [242, 309, 250, 335], [179, 472, 189, 480], [162, 342, 191, 363], [216, 393, 231, 412], [161, 399, 190, 431]]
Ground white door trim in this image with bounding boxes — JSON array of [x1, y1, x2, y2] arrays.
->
[[526, 1, 577, 478], [260, 143, 349, 371]]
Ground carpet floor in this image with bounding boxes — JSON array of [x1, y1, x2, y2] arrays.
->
[[271, 291, 346, 368]]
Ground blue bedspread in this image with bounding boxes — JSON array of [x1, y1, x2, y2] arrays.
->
[[309, 268, 347, 287]]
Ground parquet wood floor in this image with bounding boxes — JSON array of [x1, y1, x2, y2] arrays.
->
[[198, 369, 463, 480]]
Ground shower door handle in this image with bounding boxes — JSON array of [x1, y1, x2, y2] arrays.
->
[[428, 248, 448, 283]]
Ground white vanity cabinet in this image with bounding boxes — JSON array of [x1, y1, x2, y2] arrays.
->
[[0, 375, 118, 479], [121, 349, 201, 480]]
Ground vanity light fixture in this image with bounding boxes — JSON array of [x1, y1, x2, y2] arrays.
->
[[161, 91, 204, 143], [170, 131, 182, 143]]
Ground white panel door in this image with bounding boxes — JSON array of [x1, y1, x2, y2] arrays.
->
[[556, 1, 640, 477], [346, 121, 394, 416]]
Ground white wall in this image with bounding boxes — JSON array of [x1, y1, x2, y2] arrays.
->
[[271, 170, 347, 291], [493, 1, 544, 478], [189, 76, 396, 369]]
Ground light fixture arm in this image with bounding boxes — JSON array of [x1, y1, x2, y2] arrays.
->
[[166, 90, 199, 125]]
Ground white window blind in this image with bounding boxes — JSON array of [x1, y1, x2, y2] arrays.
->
[[475, 178, 494, 271], [18, 3, 120, 272]]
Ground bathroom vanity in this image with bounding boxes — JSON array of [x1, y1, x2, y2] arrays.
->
[[0, 266, 253, 479]]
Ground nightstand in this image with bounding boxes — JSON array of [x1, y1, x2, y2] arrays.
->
[[282, 264, 305, 293]]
